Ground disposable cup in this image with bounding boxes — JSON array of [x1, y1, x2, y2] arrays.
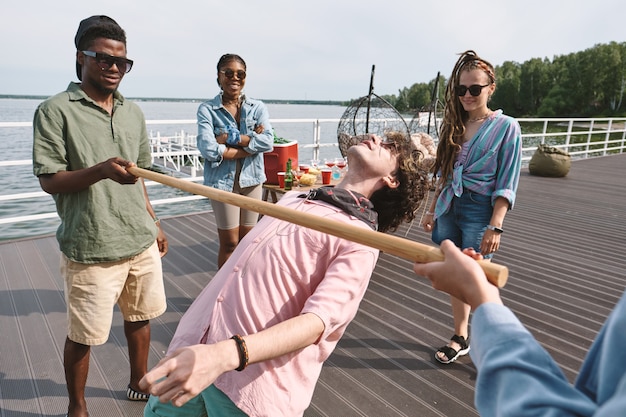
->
[[277, 172, 286, 188], [321, 169, 332, 185]]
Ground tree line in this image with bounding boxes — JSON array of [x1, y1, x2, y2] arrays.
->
[[380, 42, 626, 118]]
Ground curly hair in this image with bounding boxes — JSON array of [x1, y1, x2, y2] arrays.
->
[[433, 50, 496, 186], [369, 131, 429, 233]]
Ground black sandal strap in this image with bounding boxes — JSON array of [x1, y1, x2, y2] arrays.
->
[[450, 334, 469, 350], [437, 345, 459, 360]]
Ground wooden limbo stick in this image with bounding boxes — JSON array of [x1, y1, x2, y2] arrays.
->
[[128, 166, 508, 287]]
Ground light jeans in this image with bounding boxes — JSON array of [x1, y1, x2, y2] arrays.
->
[[432, 191, 494, 259]]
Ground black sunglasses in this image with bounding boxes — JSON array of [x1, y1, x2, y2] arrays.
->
[[220, 69, 246, 80], [82, 51, 133, 74], [455, 84, 490, 97], [381, 139, 399, 154]]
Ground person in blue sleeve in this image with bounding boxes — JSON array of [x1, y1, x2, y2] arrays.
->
[[414, 240, 626, 416], [421, 50, 522, 364], [196, 53, 274, 267]]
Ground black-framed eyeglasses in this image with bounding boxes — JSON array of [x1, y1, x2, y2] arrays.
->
[[82, 50, 133, 74], [220, 69, 246, 80], [455, 84, 490, 97]]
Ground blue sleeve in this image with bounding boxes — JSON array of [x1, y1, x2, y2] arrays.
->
[[493, 117, 522, 208], [591, 376, 626, 416], [242, 100, 274, 154], [575, 289, 626, 415], [196, 103, 225, 166], [471, 303, 598, 417]]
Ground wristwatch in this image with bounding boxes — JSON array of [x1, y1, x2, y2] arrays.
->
[[486, 225, 504, 234]]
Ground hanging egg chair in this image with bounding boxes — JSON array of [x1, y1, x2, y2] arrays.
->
[[408, 71, 444, 139], [337, 65, 411, 157]]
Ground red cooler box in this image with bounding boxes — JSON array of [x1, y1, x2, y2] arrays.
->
[[264, 140, 298, 185]]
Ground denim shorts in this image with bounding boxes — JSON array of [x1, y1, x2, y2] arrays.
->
[[432, 191, 494, 259]]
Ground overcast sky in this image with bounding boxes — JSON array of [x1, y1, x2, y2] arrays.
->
[[1, 0, 623, 101]]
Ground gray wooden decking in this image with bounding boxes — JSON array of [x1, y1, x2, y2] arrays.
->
[[1, 154, 625, 417]]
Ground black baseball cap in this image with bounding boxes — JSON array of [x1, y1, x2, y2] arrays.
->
[[74, 15, 121, 80]]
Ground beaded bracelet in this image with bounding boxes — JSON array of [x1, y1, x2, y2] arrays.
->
[[425, 211, 434, 216], [231, 335, 249, 372]]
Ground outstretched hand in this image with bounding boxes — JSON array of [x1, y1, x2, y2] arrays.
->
[[139, 340, 237, 407], [413, 240, 502, 310]]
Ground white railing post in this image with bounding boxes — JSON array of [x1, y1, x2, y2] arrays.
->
[[313, 120, 321, 161], [604, 120, 612, 156], [566, 120, 573, 151], [621, 119, 626, 153], [587, 119, 595, 157]]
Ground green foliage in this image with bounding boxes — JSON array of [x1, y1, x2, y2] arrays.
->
[[273, 131, 292, 144], [490, 61, 522, 115], [378, 42, 626, 118]]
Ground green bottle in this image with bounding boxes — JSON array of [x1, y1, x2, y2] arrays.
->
[[284, 158, 293, 190]]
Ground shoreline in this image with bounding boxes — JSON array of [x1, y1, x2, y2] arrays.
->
[[0, 94, 347, 106]]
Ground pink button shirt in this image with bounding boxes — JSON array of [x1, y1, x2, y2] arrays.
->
[[167, 192, 379, 416]]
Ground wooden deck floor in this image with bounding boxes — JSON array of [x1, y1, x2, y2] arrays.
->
[[1, 154, 625, 416]]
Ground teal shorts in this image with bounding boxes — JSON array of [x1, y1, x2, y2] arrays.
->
[[144, 384, 248, 417]]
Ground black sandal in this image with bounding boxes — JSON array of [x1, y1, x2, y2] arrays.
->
[[127, 384, 150, 401], [435, 334, 470, 364]]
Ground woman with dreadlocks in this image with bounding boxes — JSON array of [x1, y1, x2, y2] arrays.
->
[[421, 50, 522, 364]]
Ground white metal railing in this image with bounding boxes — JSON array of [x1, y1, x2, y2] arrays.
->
[[516, 117, 626, 160], [146, 118, 344, 174], [2, 117, 626, 230]]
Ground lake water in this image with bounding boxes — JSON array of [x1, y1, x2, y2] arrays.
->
[[0, 98, 348, 241]]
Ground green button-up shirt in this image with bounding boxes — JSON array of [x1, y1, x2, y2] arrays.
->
[[33, 82, 156, 263]]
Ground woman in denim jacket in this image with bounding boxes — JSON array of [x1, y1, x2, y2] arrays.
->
[[197, 53, 274, 267]]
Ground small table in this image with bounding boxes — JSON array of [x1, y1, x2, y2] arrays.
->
[[262, 180, 338, 202]]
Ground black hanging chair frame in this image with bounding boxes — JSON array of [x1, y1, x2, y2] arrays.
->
[[337, 65, 411, 157], [408, 71, 444, 138]]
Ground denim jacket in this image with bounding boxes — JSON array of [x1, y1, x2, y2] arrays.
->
[[197, 93, 274, 191]]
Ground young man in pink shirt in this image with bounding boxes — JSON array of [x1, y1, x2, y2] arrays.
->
[[141, 132, 427, 417]]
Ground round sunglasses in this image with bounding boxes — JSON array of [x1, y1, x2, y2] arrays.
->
[[455, 84, 490, 97], [220, 69, 247, 80]]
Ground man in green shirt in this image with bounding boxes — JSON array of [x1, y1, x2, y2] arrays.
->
[[32, 15, 167, 417]]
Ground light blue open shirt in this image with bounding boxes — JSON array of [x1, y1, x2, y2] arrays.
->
[[197, 94, 274, 191], [472, 288, 626, 416], [434, 110, 522, 220]]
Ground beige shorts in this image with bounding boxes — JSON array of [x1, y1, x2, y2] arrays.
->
[[61, 241, 166, 346], [211, 183, 262, 230]]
